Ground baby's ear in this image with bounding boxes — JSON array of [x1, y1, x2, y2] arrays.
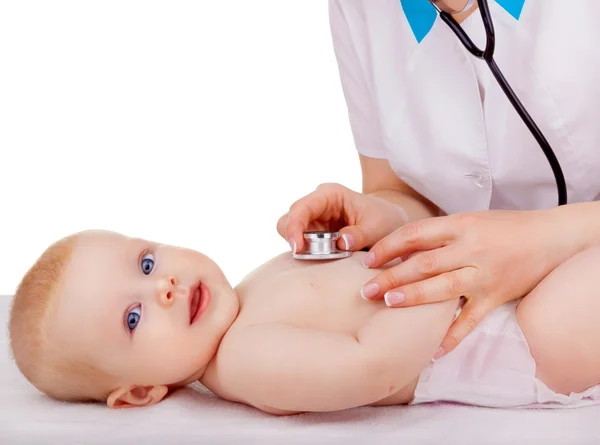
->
[[107, 384, 168, 409]]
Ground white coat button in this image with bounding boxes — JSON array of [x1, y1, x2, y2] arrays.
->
[[466, 171, 490, 188]]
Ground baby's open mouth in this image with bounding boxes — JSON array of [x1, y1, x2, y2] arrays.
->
[[189, 282, 210, 325]]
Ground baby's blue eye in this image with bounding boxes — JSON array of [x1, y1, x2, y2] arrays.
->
[[126, 306, 141, 331], [140, 252, 155, 275]]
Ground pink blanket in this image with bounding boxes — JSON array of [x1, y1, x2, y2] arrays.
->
[[1, 295, 598, 444]]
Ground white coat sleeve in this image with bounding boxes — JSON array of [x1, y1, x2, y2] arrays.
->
[[329, 0, 387, 159]]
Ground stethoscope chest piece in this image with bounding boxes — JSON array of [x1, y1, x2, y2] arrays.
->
[[292, 231, 352, 260]]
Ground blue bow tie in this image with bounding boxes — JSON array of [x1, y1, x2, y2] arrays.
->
[[400, 0, 526, 43]]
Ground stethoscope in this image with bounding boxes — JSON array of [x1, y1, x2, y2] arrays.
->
[[429, 0, 567, 206]]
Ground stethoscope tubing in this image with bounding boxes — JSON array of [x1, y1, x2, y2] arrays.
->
[[432, 0, 567, 206]]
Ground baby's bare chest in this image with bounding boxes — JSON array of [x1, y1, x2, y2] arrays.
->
[[233, 252, 386, 334]]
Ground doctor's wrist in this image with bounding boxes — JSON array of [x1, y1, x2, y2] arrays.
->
[[544, 201, 600, 255], [367, 189, 438, 224]]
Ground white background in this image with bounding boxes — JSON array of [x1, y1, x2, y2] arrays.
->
[[0, 1, 361, 294]]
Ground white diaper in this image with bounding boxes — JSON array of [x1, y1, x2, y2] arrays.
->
[[411, 300, 600, 409]]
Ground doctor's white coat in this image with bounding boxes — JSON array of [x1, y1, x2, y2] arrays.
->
[[329, 0, 600, 214]]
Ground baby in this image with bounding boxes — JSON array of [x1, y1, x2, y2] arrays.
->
[[8, 229, 600, 414]]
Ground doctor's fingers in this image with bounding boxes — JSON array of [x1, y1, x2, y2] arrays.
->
[[276, 212, 289, 239], [362, 266, 477, 309], [336, 223, 390, 253], [437, 298, 496, 358], [277, 212, 329, 250], [360, 245, 467, 301], [284, 185, 354, 252], [364, 218, 458, 269]]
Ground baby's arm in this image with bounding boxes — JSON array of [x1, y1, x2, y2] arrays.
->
[[215, 298, 458, 414]]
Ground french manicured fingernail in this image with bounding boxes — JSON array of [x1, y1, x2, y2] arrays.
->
[[288, 238, 297, 254], [360, 283, 380, 300], [384, 292, 405, 306], [341, 234, 354, 250], [434, 346, 445, 360], [362, 252, 375, 268]]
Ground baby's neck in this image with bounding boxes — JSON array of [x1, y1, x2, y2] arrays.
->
[[176, 365, 208, 389]]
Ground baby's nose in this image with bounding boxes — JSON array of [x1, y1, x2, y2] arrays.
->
[[156, 276, 178, 306]]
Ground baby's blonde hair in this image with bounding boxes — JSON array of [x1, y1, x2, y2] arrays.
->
[[8, 235, 113, 402]]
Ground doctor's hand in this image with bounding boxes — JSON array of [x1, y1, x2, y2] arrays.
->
[[277, 183, 408, 254], [359, 209, 571, 359]]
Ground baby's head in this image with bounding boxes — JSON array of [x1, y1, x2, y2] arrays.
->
[[9, 230, 239, 408]]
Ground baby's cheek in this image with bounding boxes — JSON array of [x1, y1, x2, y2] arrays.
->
[[137, 335, 197, 383]]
